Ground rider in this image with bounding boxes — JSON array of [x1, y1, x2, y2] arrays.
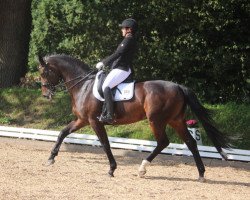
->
[[96, 18, 138, 124]]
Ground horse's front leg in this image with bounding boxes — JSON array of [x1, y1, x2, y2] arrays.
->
[[90, 120, 117, 177], [47, 119, 86, 165]]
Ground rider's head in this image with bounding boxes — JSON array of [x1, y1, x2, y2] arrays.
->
[[119, 18, 138, 36]]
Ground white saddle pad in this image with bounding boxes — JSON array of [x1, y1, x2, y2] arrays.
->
[[93, 70, 135, 102]]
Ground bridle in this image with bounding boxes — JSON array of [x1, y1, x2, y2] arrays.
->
[[40, 66, 58, 97], [41, 81, 56, 96], [41, 67, 97, 96]]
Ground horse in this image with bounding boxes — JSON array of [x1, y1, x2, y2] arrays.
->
[[38, 54, 231, 182]]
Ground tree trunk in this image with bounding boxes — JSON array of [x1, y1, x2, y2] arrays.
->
[[0, 0, 32, 88]]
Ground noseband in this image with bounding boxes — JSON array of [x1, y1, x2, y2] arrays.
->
[[41, 81, 56, 94]]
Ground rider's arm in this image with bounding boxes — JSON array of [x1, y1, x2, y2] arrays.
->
[[102, 36, 135, 67]]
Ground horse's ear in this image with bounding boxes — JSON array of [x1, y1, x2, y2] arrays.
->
[[38, 55, 47, 67]]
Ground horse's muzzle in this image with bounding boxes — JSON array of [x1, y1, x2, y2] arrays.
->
[[43, 94, 52, 100], [42, 90, 53, 100]]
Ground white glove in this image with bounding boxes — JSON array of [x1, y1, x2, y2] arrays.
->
[[96, 62, 104, 70]]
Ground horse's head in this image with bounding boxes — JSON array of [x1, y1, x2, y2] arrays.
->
[[38, 55, 61, 100]]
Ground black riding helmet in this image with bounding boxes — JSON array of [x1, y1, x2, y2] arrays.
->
[[119, 18, 138, 33]]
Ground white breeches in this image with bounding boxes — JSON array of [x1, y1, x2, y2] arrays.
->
[[102, 68, 131, 91]]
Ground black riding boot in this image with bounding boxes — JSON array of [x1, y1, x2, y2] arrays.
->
[[99, 87, 114, 124]]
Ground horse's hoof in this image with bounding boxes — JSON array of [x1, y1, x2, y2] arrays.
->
[[138, 170, 146, 178], [108, 172, 114, 177], [198, 176, 206, 182], [108, 170, 114, 177], [46, 159, 55, 166]]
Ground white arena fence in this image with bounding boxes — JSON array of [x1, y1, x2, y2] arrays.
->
[[0, 126, 249, 162]]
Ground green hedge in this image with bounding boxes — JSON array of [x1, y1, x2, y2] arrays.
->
[[28, 0, 250, 103]]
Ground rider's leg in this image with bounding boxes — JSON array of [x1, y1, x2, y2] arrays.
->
[[99, 87, 114, 124], [102, 68, 131, 90], [99, 68, 131, 123]]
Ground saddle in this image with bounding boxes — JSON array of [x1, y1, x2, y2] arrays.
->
[[93, 70, 135, 101]]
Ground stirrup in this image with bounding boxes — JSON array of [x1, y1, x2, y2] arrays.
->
[[98, 113, 114, 124]]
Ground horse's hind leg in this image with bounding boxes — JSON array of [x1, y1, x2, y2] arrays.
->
[[169, 120, 205, 182], [47, 119, 86, 165], [138, 120, 169, 177]]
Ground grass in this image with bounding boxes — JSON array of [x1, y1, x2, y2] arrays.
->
[[0, 87, 249, 149], [205, 103, 250, 149]]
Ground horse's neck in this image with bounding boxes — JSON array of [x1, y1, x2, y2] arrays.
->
[[57, 63, 90, 89], [69, 78, 94, 107], [51, 58, 93, 98], [60, 67, 83, 82]]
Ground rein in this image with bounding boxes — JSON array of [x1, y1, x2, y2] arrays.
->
[[45, 69, 97, 94], [65, 69, 97, 91]]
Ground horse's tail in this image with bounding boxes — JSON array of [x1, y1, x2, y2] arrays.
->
[[179, 85, 231, 160]]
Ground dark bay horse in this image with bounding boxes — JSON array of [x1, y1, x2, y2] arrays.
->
[[38, 54, 230, 181]]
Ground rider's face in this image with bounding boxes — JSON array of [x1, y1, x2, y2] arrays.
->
[[121, 27, 131, 37]]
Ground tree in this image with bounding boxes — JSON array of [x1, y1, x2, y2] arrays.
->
[[0, 0, 32, 88]]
